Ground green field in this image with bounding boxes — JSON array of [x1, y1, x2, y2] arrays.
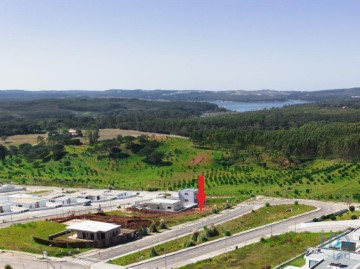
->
[[178, 232, 333, 269], [0, 221, 89, 257], [110, 204, 315, 266], [0, 136, 359, 203]]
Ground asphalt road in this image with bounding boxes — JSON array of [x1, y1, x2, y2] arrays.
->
[[125, 199, 342, 269], [81, 200, 256, 262], [0, 198, 346, 269]]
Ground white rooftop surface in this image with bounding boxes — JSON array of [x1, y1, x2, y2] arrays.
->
[[67, 220, 120, 232], [150, 198, 182, 204]]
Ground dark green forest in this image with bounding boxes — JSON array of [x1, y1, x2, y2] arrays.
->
[[1, 97, 360, 161]]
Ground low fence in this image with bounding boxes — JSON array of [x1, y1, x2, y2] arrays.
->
[[33, 237, 95, 248], [48, 230, 72, 240]]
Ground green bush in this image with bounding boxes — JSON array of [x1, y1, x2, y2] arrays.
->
[[184, 240, 196, 248], [149, 247, 158, 257]]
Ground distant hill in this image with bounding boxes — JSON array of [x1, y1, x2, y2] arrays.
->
[[0, 88, 359, 102]]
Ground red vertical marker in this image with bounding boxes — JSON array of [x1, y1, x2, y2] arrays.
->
[[197, 175, 206, 211]]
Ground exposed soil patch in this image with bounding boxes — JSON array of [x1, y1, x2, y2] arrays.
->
[[50, 213, 152, 231], [189, 154, 210, 165]]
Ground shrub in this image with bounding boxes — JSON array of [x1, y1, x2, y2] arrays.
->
[[184, 240, 196, 248], [138, 227, 148, 237], [349, 205, 355, 212], [351, 215, 358, 220], [211, 206, 219, 214], [294, 201, 299, 205], [224, 230, 231, 236], [149, 247, 158, 257], [197, 234, 208, 243], [148, 223, 158, 233], [159, 219, 168, 230], [191, 230, 200, 242], [265, 202, 270, 207]]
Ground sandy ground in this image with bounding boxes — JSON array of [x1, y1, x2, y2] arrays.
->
[[0, 129, 187, 146]]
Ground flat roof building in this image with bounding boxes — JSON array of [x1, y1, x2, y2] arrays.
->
[[287, 228, 360, 269], [141, 198, 184, 212], [66, 220, 134, 247]]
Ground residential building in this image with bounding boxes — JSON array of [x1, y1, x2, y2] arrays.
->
[[179, 188, 198, 204], [287, 227, 360, 269], [0, 203, 11, 213], [141, 198, 184, 211], [67, 220, 135, 247], [11, 197, 47, 209]]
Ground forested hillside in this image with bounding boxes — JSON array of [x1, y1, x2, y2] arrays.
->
[[1, 97, 360, 161]]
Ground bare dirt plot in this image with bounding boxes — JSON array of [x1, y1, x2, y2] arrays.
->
[[98, 129, 187, 140], [0, 128, 186, 147], [0, 134, 46, 146], [189, 153, 211, 165]]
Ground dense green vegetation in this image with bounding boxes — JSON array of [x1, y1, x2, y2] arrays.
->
[[111, 204, 315, 266], [178, 232, 333, 269], [0, 98, 222, 136], [0, 135, 359, 202], [0, 96, 359, 203], [2, 97, 360, 162]]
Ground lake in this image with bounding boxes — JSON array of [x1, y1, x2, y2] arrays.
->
[[211, 100, 308, 112]]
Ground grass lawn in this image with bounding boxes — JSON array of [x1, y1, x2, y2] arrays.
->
[[287, 255, 307, 267], [110, 204, 315, 266], [178, 232, 334, 269], [0, 221, 89, 257]]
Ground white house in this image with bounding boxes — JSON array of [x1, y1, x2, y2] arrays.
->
[[68, 128, 81, 137], [11, 197, 47, 209], [0, 185, 26, 193], [49, 195, 77, 206], [144, 198, 184, 212], [0, 203, 12, 213], [179, 189, 198, 204], [67, 220, 121, 241]]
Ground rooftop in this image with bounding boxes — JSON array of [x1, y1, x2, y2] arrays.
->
[[67, 220, 120, 233], [180, 188, 198, 192], [12, 198, 43, 204], [150, 198, 182, 204]]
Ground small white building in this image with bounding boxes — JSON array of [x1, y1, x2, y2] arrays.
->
[[67, 220, 120, 241], [179, 188, 198, 204], [0, 185, 26, 193], [0, 203, 12, 213], [49, 195, 77, 206], [77, 190, 116, 202], [68, 128, 81, 137], [145, 198, 184, 211], [11, 197, 47, 209]]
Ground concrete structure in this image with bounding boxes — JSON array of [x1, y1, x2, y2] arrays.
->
[[66, 220, 135, 247], [68, 128, 81, 137], [67, 220, 121, 241], [288, 227, 360, 269], [0, 185, 26, 193], [48, 195, 77, 206], [0, 203, 11, 213], [11, 197, 47, 209], [77, 190, 116, 202], [179, 188, 198, 204], [144, 198, 184, 211]]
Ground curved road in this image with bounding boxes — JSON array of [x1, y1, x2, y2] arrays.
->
[[126, 199, 342, 269], [83, 197, 345, 268]]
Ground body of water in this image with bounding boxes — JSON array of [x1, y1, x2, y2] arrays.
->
[[211, 100, 308, 112]]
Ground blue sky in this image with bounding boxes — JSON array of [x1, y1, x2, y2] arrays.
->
[[0, 0, 359, 91]]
